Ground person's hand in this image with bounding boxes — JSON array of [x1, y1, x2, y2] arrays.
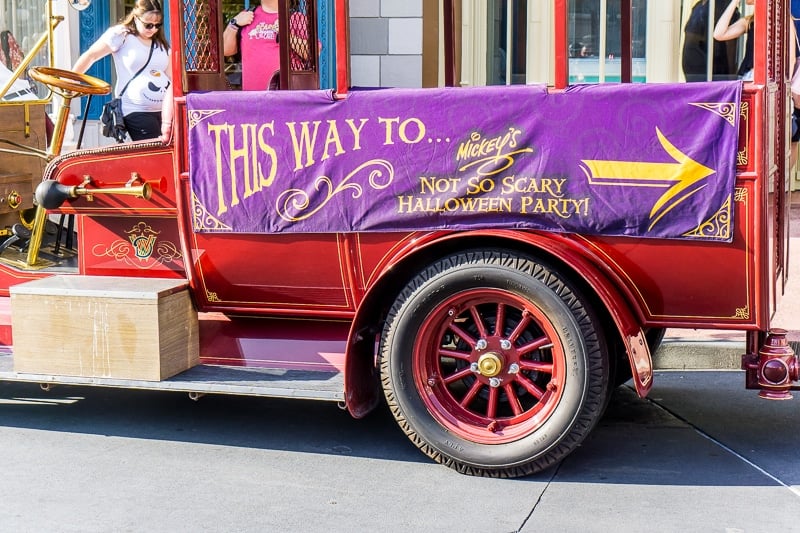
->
[[232, 10, 255, 28]]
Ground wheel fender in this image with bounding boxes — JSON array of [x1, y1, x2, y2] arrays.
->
[[343, 231, 654, 418], [520, 232, 654, 397]]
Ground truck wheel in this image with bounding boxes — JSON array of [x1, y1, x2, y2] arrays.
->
[[379, 250, 609, 478]]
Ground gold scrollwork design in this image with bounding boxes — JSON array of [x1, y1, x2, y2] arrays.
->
[[690, 102, 738, 127], [738, 102, 749, 167], [188, 109, 225, 130], [275, 159, 395, 222], [737, 150, 748, 167], [193, 192, 232, 231], [734, 306, 750, 320], [206, 290, 221, 302], [683, 195, 731, 240]]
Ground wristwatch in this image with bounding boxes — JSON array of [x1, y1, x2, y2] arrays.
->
[[228, 18, 243, 29]]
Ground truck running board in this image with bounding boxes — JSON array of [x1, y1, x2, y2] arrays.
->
[[1, 276, 350, 402], [0, 353, 345, 402]]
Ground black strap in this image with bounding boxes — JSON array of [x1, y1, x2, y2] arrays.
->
[[118, 40, 156, 98]]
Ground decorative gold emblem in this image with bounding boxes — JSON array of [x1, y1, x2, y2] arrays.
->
[[92, 222, 182, 269]]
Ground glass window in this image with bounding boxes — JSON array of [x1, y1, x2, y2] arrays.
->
[[681, 0, 742, 82], [486, 0, 527, 86], [0, 0, 53, 98], [568, 0, 647, 83]]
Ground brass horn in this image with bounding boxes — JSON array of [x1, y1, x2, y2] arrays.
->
[[35, 174, 151, 209], [27, 173, 153, 267]]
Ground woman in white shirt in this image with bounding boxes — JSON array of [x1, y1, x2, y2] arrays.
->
[[73, 0, 172, 142]]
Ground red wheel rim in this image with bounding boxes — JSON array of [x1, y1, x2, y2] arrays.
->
[[412, 288, 566, 444]]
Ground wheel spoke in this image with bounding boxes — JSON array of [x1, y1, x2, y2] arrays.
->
[[460, 380, 484, 408], [519, 360, 554, 374], [506, 311, 533, 344], [515, 373, 546, 400], [517, 335, 553, 357], [469, 305, 489, 338], [486, 386, 499, 419], [503, 384, 524, 416], [439, 347, 471, 361], [448, 322, 477, 348], [494, 303, 506, 336], [443, 366, 474, 384]]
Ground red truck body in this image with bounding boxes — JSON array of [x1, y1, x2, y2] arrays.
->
[[0, 0, 795, 477]]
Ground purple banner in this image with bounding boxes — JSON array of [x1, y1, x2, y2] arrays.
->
[[188, 81, 741, 241]]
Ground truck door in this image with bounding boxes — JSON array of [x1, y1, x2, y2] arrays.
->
[[178, 0, 337, 313]]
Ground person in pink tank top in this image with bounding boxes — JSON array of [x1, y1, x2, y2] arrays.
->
[[223, 0, 310, 91]]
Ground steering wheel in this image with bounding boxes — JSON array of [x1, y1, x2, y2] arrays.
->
[[28, 67, 110, 96]]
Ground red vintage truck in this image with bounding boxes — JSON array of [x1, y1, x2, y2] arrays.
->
[[0, 0, 796, 478]]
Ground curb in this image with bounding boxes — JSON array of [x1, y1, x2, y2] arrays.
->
[[653, 337, 743, 370]]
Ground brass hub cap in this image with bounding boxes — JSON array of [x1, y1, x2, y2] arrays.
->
[[477, 352, 504, 377]]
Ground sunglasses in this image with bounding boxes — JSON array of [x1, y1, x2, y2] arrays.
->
[[137, 16, 162, 30]]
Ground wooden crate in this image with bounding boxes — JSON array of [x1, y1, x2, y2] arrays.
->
[[11, 276, 199, 381]]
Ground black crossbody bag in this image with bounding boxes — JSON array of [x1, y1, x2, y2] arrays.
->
[[101, 40, 155, 143]]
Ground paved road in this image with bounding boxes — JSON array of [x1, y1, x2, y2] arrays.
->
[[0, 372, 797, 533]]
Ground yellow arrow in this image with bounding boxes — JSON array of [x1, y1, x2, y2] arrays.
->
[[581, 128, 714, 227]]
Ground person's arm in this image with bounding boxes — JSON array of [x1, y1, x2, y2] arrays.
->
[[159, 83, 173, 143], [159, 52, 173, 143], [714, 0, 748, 41], [72, 38, 113, 73], [223, 10, 254, 57]]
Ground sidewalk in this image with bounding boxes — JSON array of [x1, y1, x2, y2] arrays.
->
[[654, 196, 800, 369]]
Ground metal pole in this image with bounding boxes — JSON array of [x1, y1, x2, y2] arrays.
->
[[707, 0, 716, 81], [553, 0, 568, 88], [620, 0, 632, 82], [443, 0, 456, 87]]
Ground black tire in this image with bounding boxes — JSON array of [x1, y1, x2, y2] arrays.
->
[[379, 249, 609, 477], [645, 327, 666, 355]]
